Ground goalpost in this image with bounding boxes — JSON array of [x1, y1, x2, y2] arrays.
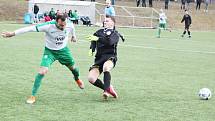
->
[[96, 2, 159, 29]]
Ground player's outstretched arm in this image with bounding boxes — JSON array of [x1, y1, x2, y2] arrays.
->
[[1, 32, 15, 38], [2, 25, 37, 38]]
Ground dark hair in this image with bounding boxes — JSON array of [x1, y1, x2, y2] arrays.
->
[[56, 14, 67, 22], [106, 15, 116, 23]]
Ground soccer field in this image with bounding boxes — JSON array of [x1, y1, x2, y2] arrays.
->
[[1, 23, 215, 121]]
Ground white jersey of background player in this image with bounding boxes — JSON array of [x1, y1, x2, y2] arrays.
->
[[157, 9, 170, 38], [159, 9, 167, 24]]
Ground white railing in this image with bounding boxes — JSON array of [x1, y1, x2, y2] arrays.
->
[[95, 2, 159, 28]]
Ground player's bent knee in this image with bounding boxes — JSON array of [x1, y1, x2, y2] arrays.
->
[[38, 67, 48, 75], [103, 66, 111, 72], [88, 76, 96, 84]]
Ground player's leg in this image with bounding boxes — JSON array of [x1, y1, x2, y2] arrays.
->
[[27, 48, 55, 104], [163, 23, 169, 31], [32, 67, 48, 95], [136, 0, 140, 7], [58, 47, 84, 89], [164, 23, 171, 32], [158, 23, 165, 38], [142, 0, 146, 7], [27, 67, 49, 104], [103, 60, 113, 91], [187, 25, 191, 38], [204, 3, 207, 12], [102, 59, 118, 98], [199, 2, 201, 10], [88, 67, 104, 89], [67, 65, 84, 89], [157, 23, 162, 38], [196, 2, 199, 10], [33, 14, 36, 23], [181, 25, 187, 37], [165, 2, 168, 9]]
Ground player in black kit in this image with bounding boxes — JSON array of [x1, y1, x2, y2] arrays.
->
[[181, 10, 192, 38], [87, 15, 124, 99]]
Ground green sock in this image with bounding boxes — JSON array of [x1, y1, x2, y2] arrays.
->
[[32, 74, 44, 96], [72, 68, 80, 81], [158, 28, 161, 37]]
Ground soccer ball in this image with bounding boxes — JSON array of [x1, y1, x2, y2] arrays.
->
[[198, 88, 212, 100]]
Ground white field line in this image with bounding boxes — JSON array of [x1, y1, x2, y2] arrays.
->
[[120, 44, 215, 54], [77, 39, 215, 55], [76, 33, 213, 43]]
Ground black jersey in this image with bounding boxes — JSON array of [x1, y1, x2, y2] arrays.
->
[[90, 28, 120, 58], [33, 5, 39, 14], [181, 14, 192, 26]]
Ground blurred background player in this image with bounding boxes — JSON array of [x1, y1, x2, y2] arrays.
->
[[87, 15, 124, 99], [157, 9, 170, 38], [1, 14, 84, 104], [181, 10, 192, 38]]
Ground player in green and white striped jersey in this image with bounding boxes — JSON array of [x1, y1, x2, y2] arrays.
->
[[2, 14, 84, 104]]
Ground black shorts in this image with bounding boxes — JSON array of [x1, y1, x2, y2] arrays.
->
[[89, 55, 117, 74], [185, 25, 190, 30]]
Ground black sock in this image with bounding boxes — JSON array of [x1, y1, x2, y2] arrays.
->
[[188, 31, 191, 35], [91, 79, 104, 90], [183, 31, 186, 35], [104, 71, 111, 90]]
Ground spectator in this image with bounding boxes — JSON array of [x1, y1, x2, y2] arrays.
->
[[44, 13, 51, 22], [149, 0, 153, 7], [33, 4, 39, 23], [196, 0, 202, 10], [73, 10, 79, 24], [204, 0, 210, 12], [186, 0, 191, 10], [68, 10, 73, 18], [49, 8, 56, 20], [68, 10, 79, 24], [105, 0, 115, 17], [181, 0, 186, 10], [165, 0, 169, 9], [111, 0, 115, 5], [56, 10, 60, 16], [137, 0, 146, 7], [64, 9, 68, 17]]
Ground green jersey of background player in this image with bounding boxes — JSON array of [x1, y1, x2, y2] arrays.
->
[[1, 14, 84, 104]]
